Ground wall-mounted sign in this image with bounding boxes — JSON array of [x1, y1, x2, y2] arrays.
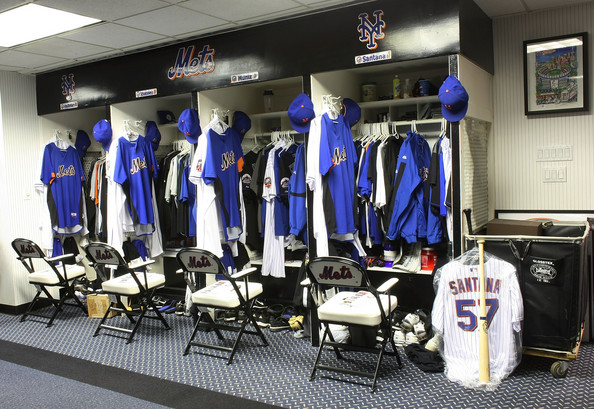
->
[[231, 72, 259, 84], [354, 50, 391, 65], [60, 101, 78, 110], [357, 10, 386, 50], [167, 44, 216, 80], [61, 73, 76, 101], [136, 88, 158, 98]]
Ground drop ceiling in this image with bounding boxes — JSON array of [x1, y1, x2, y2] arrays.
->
[[0, 0, 590, 76]]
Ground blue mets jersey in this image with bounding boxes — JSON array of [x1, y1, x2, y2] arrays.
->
[[113, 136, 158, 232], [318, 113, 358, 236], [201, 127, 244, 241], [41, 143, 85, 233]]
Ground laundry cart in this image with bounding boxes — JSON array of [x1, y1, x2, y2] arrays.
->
[[467, 221, 591, 378]]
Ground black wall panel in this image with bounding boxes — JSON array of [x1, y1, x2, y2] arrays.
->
[[35, 0, 484, 115]]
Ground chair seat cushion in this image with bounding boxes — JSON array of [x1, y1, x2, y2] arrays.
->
[[192, 280, 263, 309], [317, 290, 397, 327], [102, 272, 165, 295], [28, 264, 86, 285]]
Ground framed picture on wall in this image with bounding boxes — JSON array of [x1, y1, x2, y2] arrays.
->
[[523, 32, 589, 115]]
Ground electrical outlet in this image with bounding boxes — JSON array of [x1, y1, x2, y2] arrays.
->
[[543, 166, 567, 183]]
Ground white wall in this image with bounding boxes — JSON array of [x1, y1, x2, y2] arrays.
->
[[0, 71, 43, 306], [492, 3, 594, 211]]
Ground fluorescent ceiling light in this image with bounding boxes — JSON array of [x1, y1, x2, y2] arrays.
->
[[0, 4, 100, 47]]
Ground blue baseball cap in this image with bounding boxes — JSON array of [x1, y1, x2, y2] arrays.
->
[[178, 108, 201, 144], [74, 130, 91, 158], [438, 75, 469, 122], [342, 98, 361, 128], [288, 93, 315, 133], [232, 111, 251, 140], [92, 119, 113, 151], [145, 121, 161, 151]]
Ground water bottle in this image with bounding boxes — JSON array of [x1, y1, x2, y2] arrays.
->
[[393, 75, 401, 99]]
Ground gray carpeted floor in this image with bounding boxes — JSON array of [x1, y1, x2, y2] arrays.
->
[[0, 306, 592, 409], [0, 359, 170, 409]]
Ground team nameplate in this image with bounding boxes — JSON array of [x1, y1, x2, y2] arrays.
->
[[60, 101, 78, 110], [231, 72, 259, 84], [136, 88, 158, 98], [354, 50, 392, 65]]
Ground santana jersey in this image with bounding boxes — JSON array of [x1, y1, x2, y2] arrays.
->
[[113, 136, 158, 232], [432, 257, 524, 386], [201, 127, 244, 241], [41, 144, 85, 234]]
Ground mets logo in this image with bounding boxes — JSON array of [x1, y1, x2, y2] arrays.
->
[[357, 10, 386, 50], [168, 45, 216, 80], [241, 173, 252, 187], [61, 73, 76, 101], [280, 177, 290, 190]]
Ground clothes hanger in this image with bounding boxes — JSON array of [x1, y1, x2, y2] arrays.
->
[[322, 94, 342, 119], [123, 120, 139, 140]]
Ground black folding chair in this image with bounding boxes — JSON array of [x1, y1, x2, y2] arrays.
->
[[176, 248, 268, 364], [84, 242, 170, 344], [11, 238, 88, 327], [305, 256, 403, 392]]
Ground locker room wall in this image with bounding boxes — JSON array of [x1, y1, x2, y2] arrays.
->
[[492, 2, 594, 211], [0, 71, 42, 309]]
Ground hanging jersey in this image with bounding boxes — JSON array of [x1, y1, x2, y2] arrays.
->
[[432, 257, 524, 387], [387, 130, 431, 243], [201, 127, 244, 241], [113, 136, 158, 235], [41, 143, 85, 234], [288, 143, 307, 240], [318, 113, 358, 237]]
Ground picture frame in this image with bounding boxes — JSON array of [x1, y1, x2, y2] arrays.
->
[[523, 32, 588, 115]]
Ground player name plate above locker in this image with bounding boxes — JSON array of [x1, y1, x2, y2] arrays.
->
[[231, 72, 259, 84], [135, 88, 158, 98]]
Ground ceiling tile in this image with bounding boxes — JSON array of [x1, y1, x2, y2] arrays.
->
[[472, 0, 526, 18], [115, 5, 227, 36], [171, 23, 237, 40], [59, 23, 166, 49], [35, 0, 170, 21], [0, 50, 64, 69], [0, 0, 26, 13], [180, 0, 301, 22], [15, 38, 113, 59]]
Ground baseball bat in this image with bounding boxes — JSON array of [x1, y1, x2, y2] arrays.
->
[[478, 239, 490, 383]]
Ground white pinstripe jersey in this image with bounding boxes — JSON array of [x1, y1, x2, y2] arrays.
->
[[432, 257, 524, 386]]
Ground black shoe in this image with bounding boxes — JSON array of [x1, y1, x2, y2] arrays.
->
[[253, 298, 268, 311], [256, 310, 271, 328], [224, 310, 237, 322], [269, 316, 290, 332], [175, 302, 186, 315]]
